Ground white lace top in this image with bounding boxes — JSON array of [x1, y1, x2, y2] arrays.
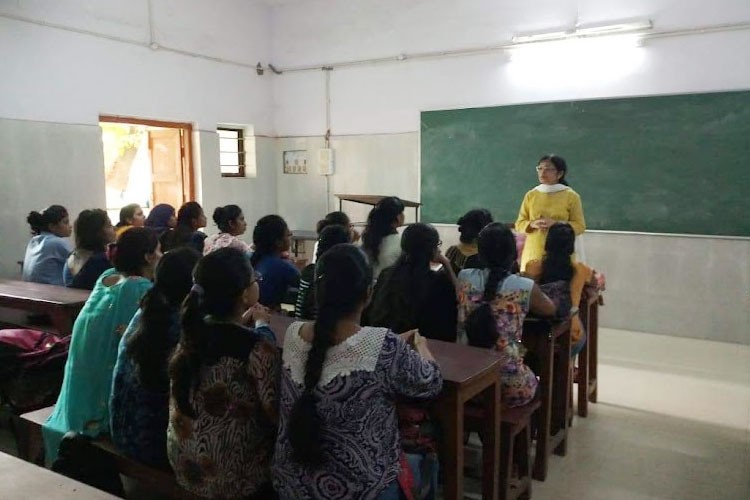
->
[[282, 321, 388, 387]]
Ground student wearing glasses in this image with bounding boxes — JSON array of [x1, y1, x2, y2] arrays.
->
[[515, 154, 586, 270]]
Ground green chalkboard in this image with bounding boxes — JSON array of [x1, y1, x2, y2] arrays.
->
[[420, 91, 750, 236]]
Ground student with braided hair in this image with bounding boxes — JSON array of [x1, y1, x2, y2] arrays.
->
[[167, 248, 278, 499], [273, 244, 443, 499], [457, 223, 555, 408]]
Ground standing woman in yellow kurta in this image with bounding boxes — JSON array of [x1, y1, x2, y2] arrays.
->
[[515, 155, 586, 270]]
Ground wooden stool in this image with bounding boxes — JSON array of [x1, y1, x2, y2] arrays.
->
[[466, 397, 541, 500]]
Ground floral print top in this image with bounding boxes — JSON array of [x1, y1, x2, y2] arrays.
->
[[457, 270, 538, 407], [167, 323, 280, 498]]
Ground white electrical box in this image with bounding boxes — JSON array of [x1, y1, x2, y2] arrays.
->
[[318, 148, 334, 175]]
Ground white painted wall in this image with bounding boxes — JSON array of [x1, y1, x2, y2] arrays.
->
[[268, 0, 750, 343], [0, 0, 275, 276], [2, 0, 748, 343]]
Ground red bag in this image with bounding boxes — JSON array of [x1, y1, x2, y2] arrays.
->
[[0, 329, 70, 412]]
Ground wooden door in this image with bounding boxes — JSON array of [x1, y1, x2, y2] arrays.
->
[[149, 129, 185, 209]]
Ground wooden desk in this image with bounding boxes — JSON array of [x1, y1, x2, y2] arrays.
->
[[522, 318, 571, 482], [0, 280, 89, 336], [270, 315, 502, 500], [335, 194, 421, 222], [1, 450, 118, 499]]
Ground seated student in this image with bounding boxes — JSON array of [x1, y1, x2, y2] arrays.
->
[[167, 248, 279, 499], [457, 223, 555, 408], [160, 201, 208, 253], [295, 224, 351, 320], [43, 228, 161, 463], [114, 203, 146, 239], [367, 223, 459, 342], [63, 209, 116, 290], [362, 196, 406, 280], [524, 223, 597, 357], [144, 203, 177, 238], [110, 247, 200, 468], [203, 204, 252, 255], [273, 244, 443, 500], [22, 205, 73, 286], [445, 208, 493, 275], [251, 215, 300, 310], [312, 211, 359, 263]]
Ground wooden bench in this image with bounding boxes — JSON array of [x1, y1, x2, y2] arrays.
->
[[465, 396, 541, 500], [522, 317, 571, 482], [1, 450, 119, 499], [16, 406, 199, 500]]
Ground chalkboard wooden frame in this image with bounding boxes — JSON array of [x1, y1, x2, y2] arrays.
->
[[420, 90, 750, 236]]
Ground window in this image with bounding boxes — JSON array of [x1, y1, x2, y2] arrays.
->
[[219, 127, 246, 177]]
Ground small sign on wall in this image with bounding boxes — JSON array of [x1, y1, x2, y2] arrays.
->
[[283, 150, 308, 174]]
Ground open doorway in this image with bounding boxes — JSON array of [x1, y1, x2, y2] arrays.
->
[[99, 115, 194, 223]]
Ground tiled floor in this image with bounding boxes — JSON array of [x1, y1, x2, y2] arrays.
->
[[1, 329, 748, 499]]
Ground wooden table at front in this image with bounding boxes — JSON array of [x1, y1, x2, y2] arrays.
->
[[1, 450, 119, 499], [0, 279, 90, 336], [270, 315, 503, 500]]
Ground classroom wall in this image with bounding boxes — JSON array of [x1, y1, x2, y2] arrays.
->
[[268, 0, 750, 343], [0, 0, 275, 276]]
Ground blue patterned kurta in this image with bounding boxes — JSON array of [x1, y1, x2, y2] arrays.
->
[[110, 309, 179, 468], [43, 268, 152, 463], [272, 323, 443, 500]]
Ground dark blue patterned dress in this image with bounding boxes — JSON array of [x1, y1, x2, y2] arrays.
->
[[110, 309, 179, 468], [273, 323, 443, 500]]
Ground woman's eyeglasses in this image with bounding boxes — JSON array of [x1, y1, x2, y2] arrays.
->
[[251, 272, 264, 285], [535, 165, 557, 173]]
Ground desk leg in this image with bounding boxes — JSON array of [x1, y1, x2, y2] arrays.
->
[[577, 304, 591, 418], [589, 300, 599, 403], [50, 307, 75, 337], [438, 388, 463, 500], [481, 374, 501, 500], [552, 330, 571, 457], [532, 335, 553, 482]]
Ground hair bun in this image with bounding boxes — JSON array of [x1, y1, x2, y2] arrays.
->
[[212, 207, 225, 225]]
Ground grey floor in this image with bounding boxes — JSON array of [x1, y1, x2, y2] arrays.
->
[[464, 401, 750, 500]]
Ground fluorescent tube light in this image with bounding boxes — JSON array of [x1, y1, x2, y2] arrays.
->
[[511, 19, 652, 45], [511, 31, 570, 44], [575, 20, 652, 36]]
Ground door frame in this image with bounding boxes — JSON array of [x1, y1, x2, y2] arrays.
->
[[99, 114, 195, 203]]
